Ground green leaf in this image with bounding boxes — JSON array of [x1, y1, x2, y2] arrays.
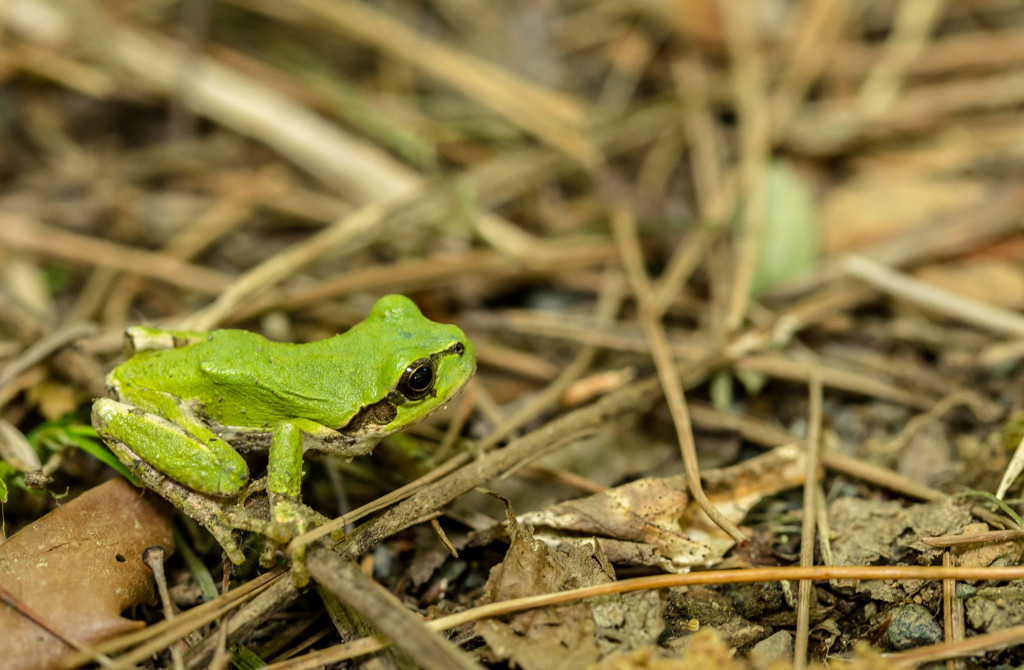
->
[[749, 159, 819, 297], [734, 367, 767, 396], [175, 528, 220, 602], [709, 371, 734, 411], [70, 434, 142, 486], [27, 418, 141, 486], [955, 489, 1024, 528], [231, 644, 268, 669], [0, 460, 19, 502], [65, 424, 101, 438]]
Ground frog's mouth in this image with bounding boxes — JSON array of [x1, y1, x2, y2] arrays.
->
[[341, 397, 399, 434], [339, 364, 475, 439]]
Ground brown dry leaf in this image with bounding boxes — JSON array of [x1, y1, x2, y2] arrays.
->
[[829, 498, 972, 603], [521, 444, 805, 572], [591, 630, 903, 669], [914, 259, 1024, 310], [662, 0, 788, 46], [25, 380, 86, 421], [476, 506, 608, 670], [0, 419, 42, 472], [666, 0, 723, 44], [821, 171, 985, 254], [0, 254, 57, 322], [0, 478, 174, 670], [953, 523, 1024, 569], [590, 630, 742, 669], [842, 120, 1024, 177]]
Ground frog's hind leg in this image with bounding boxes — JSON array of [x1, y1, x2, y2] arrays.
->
[[99, 434, 267, 565], [93, 393, 249, 496], [92, 397, 288, 564], [93, 396, 319, 575]]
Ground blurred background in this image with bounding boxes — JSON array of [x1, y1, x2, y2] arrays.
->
[[2, 0, 1023, 335]]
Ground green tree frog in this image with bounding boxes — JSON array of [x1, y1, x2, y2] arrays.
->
[[92, 295, 475, 584]]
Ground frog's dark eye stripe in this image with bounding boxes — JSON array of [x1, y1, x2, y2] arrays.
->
[[430, 341, 466, 365], [398, 358, 435, 400]]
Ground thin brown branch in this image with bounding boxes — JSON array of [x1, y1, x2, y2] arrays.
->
[[306, 547, 483, 670], [842, 254, 1024, 338], [794, 363, 823, 668], [0, 215, 232, 295], [717, 0, 771, 332], [610, 204, 746, 544], [243, 0, 598, 167], [58, 569, 285, 670]]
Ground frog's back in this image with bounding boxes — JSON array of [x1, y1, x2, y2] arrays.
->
[[112, 329, 371, 428], [110, 329, 275, 407], [195, 331, 362, 426]]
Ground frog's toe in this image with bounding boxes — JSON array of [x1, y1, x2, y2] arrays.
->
[[272, 500, 328, 537], [201, 522, 247, 565], [258, 540, 279, 569], [268, 524, 293, 545], [216, 465, 249, 496], [290, 548, 310, 588], [221, 542, 247, 566]]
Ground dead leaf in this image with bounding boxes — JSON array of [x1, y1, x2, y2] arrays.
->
[[663, 0, 789, 46], [829, 498, 972, 603], [0, 419, 42, 472], [914, 259, 1024, 310], [25, 381, 85, 422], [953, 523, 1024, 569], [821, 172, 985, 254], [476, 505, 609, 670], [521, 444, 805, 572], [667, 0, 723, 44], [0, 478, 174, 670]]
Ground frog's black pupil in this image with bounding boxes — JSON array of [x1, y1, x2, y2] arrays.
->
[[409, 365, 433, 391]]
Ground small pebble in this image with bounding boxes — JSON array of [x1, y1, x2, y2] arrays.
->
[[749, 630, 793, 668], [886, 604, 942, 650], [955, 584, 977, 599]]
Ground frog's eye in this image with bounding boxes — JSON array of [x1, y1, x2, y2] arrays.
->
[[399, 358, 435, 400]]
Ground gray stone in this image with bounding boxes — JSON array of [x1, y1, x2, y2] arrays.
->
[[966, 585, 1024, 632], [748, 630, 793, 668], [886, 604, 942, 650]]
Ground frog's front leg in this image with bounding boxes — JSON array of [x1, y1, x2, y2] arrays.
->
[[267, 419, 343, 585]]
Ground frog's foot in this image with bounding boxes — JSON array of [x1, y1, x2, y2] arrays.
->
[[269, 498, 331, 587], [272, 498, 330, 535]]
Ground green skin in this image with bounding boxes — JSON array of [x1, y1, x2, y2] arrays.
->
[[92, 295, 475, 584]]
